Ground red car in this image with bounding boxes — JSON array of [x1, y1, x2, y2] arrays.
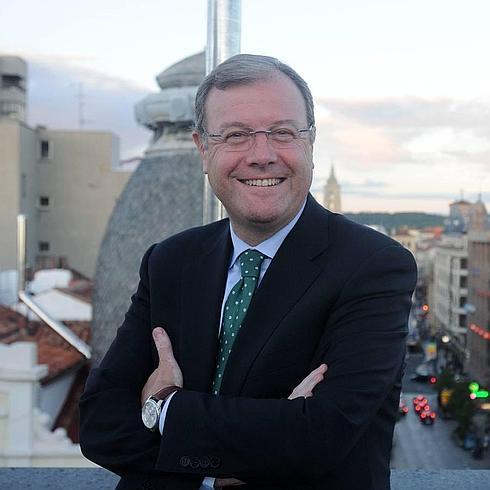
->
[[412, 395, 437, 425], [419, 410, 437, 425], [412, 395, 427, 406], [399, 400, 409, 417]]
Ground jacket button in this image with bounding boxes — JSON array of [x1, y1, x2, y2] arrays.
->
[[201, 456, 210, 468], [210, 456, 221, 468], [190, 457, 200, 469], [179, 456, 190, 467]]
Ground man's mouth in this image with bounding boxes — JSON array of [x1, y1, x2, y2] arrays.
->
[[239, 178, 284, 187]]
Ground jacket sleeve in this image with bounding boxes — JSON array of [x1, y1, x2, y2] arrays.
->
[[79, 244, 163, 474], [154, 244, 416, 479], [80, 243, 416, 480]]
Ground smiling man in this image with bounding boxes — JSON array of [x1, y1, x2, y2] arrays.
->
[[195, 71, 314, 245], [80, 54, 417, 490]]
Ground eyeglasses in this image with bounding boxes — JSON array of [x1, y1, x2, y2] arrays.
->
[[203, 125, 314, 151]]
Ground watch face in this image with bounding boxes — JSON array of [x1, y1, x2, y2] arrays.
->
[[142, 399, 159, 429]]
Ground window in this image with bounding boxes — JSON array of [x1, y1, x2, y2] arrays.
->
[[459, 297, 467, 308], [39, 140, 52, 159], [459, 314, 466, 328], [38, 196, 51, 210], [0, 101, 24, 118], [1, 74, 24, 91], [38, 241, 50, 252], [460, 258, 467, 269], [460, 276, 467, 288]]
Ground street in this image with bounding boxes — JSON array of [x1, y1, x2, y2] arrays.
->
[[390, 353, 490, 469]]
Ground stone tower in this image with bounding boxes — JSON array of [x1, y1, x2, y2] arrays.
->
[[91, 52, 206, 364], [323, 165, 341, 212]]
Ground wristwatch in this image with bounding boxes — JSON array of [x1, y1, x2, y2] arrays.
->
[[141, 385, 181, 431]]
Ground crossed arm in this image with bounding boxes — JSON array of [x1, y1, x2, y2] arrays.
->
[[80, 243, 416, 480], [141, 327, 327, 404], [142, 327, 327, 487]]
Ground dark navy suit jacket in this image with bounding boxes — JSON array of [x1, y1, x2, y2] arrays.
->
[[80, 195, 417, 489]]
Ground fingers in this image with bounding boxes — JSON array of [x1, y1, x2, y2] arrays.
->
[[303, 364, 328, 386], [288, 363, 328, 400], [215, 478, 246, 487], [305, 364, 327, 381], [153, 327, 176, 366]]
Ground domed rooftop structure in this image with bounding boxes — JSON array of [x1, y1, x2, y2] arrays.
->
[[156, 51, 205, 89], [92, 53, 206, 364], [135, 52, 205, 137]]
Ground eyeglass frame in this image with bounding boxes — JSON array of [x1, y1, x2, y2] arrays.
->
[[201, 124, 315, 151]]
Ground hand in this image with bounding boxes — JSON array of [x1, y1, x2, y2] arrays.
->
[[288, 364, 328, 400], [141, 327, 183, 405], [214, 478, 246, 487]]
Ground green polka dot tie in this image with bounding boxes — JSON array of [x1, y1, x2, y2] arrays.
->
[[211, 249, 265, 395]]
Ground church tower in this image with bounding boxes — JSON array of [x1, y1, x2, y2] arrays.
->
[[323, 165, 342, 212]]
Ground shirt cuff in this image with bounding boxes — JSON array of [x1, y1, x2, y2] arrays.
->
[[158, 390, 178, 435]]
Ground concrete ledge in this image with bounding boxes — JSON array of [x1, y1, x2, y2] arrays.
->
[[1, 468, 490, 489]]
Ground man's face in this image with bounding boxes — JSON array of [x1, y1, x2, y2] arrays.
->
[[193, 73, 314, 243]]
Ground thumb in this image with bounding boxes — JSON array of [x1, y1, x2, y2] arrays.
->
[[152, 327, 175, 364]]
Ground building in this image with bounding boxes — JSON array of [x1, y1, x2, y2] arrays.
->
[[433, 234, 469, 370], [429, 196, 490, 379], [466, 197, 490, 386], [392, 227, 419, 255], [445, 198, 472, 233], [0, 269, 94, 466], [323, 165, 341, 212], [0, 55, 131, 279], [413, 227, 442, 280]]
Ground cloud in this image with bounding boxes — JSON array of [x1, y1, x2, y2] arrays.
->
[[26, 56, 152, 158], [314, 96, 490, 171], [317, 97, 490, 129], [341, 179, 390, 190]]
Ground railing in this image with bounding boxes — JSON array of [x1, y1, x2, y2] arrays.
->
[[1, 468, 490, 489]]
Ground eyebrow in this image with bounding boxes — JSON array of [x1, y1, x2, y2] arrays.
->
[[217, 119, 303, 132]]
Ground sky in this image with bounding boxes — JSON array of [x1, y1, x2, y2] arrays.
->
[[1, 0, 489, 213]]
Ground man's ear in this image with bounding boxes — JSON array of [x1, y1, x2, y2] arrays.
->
[[192, 131, 209, 174]]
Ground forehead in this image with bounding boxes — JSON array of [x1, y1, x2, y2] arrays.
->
[[204, 73, 308, 130]]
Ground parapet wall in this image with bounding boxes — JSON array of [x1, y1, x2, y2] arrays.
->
[[1, 468, 490, 489]]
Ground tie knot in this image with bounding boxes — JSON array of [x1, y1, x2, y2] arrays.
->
[[238, 249, 265, 278]]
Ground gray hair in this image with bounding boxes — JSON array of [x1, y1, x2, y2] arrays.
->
[[194, 54, 315, 134]]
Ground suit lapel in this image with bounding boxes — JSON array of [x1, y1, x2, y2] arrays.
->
[[220, 196, 331, 395], [179, 222, 232, 392]]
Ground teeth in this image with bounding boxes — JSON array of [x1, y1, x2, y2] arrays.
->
[[242, 178, 282, 187]]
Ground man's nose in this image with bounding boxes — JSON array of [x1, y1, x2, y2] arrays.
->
[[246, 133, 278, 166]]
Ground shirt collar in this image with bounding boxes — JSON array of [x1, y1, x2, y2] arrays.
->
[[228, 200, 307, 269]]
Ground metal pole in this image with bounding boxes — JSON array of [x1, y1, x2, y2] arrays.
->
[[17, 214, 27, 293], [18, 290, 92, 359], [203, 0, 241, 224], [16, 214, 92, 359]]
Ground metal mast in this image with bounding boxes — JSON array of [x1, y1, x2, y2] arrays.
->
[[203, 0, 241, 224]]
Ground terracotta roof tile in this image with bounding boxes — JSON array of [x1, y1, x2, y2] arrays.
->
[[0, 305, 91, 384]]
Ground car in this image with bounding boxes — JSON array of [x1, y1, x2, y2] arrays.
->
[[419, 410, 437, 425], [410, 362, 437, 383], [398, 399, 409, 417], [412, 395, 428, 409]]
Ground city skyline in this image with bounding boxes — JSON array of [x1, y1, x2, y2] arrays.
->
[[1, 0, 489, 213]]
